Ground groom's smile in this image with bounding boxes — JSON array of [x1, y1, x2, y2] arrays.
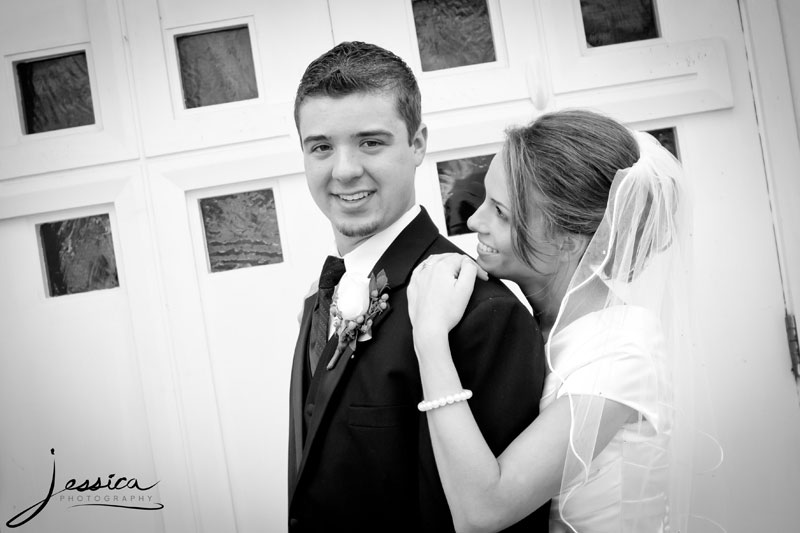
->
[[298, 91, 427, 254], [333, 190, 375, 205]]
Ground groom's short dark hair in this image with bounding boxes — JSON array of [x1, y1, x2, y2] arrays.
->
[[293, 41, 422, 144]]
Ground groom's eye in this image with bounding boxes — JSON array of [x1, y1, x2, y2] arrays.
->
[[310, 144, 332, 154]]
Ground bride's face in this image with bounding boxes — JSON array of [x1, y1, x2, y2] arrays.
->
[[467, 153, 560, 286]]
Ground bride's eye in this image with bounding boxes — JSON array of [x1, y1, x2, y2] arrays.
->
[[495, 205, 507, 220]]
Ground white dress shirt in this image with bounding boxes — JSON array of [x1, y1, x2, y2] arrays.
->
[[328, 204, 421, 336]]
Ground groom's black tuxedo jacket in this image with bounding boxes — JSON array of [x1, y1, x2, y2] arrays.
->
[[288, 208, 549, 532]]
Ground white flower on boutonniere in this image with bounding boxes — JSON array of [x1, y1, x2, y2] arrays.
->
[[328, 270, 390, 370], [335, 272, 371, 320]]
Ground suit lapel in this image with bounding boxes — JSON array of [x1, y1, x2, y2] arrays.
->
[[288, 295, 315, 494], [371, 207, 440, 290], [290, 208, 440, 502]]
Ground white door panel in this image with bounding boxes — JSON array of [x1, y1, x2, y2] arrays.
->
[[0, 174, 169, 532], [0, 0, 137, 179], [672, 110, 800, 530], [188, 176, 306, 532], [540, 1, 734, 121], [122, 0, 332, 157], [330, 0, 540, 115], [148, 145, 333, 532]]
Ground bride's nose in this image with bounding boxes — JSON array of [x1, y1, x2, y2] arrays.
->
[[467, 202, 488, 233]]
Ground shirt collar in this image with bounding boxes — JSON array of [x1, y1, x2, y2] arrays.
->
[[342, 205, 421, 276]]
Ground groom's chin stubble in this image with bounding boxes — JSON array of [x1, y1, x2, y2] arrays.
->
[[336, 220, 380, 239]]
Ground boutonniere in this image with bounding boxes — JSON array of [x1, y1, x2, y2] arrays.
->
[[327, 270, 390, 370]]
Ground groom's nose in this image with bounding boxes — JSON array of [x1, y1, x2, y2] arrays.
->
[[331, 148, 363, 182]]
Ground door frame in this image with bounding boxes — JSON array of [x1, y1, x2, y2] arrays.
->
[[740, 0, 800, 343]]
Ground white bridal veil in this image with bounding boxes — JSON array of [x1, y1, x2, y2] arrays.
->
[[546, 131, 722, 532]]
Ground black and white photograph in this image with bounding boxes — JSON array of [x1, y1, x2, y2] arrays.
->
[[1, 1, 799, 532]]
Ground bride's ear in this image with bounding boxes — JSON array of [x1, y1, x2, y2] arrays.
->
[[557, 233, 589, 262]]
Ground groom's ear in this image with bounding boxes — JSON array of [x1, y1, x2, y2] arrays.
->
[[411, 124, 427, 166]]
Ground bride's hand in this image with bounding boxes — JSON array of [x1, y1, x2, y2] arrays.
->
[[408, 253, 486, 337]]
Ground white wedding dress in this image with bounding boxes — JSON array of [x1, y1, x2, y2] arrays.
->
[[541, 305, 671, 533]]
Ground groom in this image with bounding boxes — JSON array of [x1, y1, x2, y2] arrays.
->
[[288, 41, 548, 532]]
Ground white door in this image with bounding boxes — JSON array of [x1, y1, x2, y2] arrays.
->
[[1, 1, 797, 532], [0, 174, 172, 533], [0, 2, 178, 532]]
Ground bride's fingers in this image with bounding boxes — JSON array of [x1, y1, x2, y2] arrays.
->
[[414, 254, 446, 276], [435, 254, 468, 278], [442, 254, 486, 282], [431, 252, 462, 263], [455, 257, 478, 292], [414, 253, 486, 283], [473, 262, 489, 281]]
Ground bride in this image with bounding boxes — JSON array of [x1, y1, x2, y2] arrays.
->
[[409, 109, 695, 532]]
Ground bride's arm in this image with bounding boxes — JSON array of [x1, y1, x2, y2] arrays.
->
[[409, 255, 634, 533], [416, 331, 633, 532]]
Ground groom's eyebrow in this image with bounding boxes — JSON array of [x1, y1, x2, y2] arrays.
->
[[355, 129, 394, 139], [301, 130, 395, 146], [302, 134, 328, 146]]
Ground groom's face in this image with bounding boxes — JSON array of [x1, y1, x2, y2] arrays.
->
[[298, 90, 427, 254]]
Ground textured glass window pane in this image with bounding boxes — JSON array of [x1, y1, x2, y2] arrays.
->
[[580, 0, 659, 47], [200, 189, 283, 272], [646, 127, 679, 159], [412, 0, 496, 72], [39, 214, 119, 297], [438, 154, 493, 236], [176, 25, 258, 109], [16, 52, 95, 134]]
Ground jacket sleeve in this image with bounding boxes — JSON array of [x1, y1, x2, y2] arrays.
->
[[417, 287, 550, 532], [449, 292, 545, 456]]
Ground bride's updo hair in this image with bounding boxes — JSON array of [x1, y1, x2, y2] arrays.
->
[[504, 109, 639, 269]]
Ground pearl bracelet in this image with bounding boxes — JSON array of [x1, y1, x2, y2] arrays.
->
[[417, 389, 473, 412]]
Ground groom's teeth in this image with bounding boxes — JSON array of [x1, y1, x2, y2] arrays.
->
[[478, 242, 499, 254], [338, 191, 372, 201]]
